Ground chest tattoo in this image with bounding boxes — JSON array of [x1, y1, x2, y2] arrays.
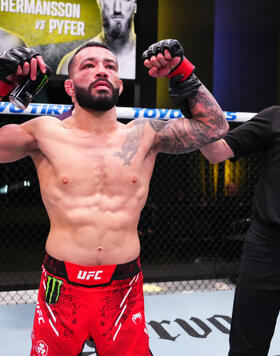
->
[[114, 121, 144, 166]]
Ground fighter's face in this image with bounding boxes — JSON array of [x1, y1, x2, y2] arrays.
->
[[99, 0, 136, 40], [68, 46, 123, 111]]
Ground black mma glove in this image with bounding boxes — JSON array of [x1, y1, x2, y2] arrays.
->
[[142, 39, 202, 118], [0, 47, 40, 97], [169, 73, 202, 118]]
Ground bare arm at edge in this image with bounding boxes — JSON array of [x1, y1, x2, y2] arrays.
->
[[200, 138, 234, 163], [0, 53, 46, 161], [0, 121, 37, 163]]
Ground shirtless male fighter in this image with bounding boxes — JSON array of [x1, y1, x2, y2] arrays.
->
[[0, 39, 228, 356]]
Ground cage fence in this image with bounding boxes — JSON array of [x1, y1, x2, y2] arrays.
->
[[0, 117, 259, 304]]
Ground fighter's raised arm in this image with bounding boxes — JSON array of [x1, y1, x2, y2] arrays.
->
[[142, 39, 229, 154], [0, 47, 46, 162]]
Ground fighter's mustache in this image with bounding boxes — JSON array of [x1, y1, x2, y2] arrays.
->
[[89, 78, 114, 92], [111, 15, 124, 19]]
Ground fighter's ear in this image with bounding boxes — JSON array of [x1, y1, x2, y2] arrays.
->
[[118, 79, 123, 96], [64, 79, 75, 97]]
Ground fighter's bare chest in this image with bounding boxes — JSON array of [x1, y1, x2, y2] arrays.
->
[[61, 147, 141, 179], [37, 135, 148, 189]]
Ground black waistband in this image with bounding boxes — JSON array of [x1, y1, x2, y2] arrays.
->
[[43, 254, 141, 283]]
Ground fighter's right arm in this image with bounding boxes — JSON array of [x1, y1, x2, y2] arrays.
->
[[0, 47, 46, 161], [0, 47, 45, 100], [0, 47, 47, 161], [0, 122, 37, 163], [200, 139, 234, 164]]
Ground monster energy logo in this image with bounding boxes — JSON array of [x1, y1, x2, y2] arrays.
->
[[35, 74, 49, 95], [45, 276, 63, 305]]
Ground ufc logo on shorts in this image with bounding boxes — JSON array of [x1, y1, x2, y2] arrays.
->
[[77, 270, 103, 280], [36, 340, 48, 355]]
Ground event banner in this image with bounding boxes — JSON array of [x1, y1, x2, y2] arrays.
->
[[0, 0, 137, 79]]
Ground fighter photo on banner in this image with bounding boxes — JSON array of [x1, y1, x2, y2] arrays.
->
[[0, 0, 137, 80]]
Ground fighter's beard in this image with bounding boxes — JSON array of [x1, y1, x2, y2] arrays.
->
[[103, 17, 132, 41], [74, 80, 119, 111]]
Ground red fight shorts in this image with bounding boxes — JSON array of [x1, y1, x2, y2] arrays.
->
[[30, 254, 151, 356]]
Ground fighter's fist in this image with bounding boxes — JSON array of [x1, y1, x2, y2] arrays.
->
[[142, 39, 194, 81], [0, 47, 46, 97]]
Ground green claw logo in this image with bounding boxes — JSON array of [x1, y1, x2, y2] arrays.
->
[[45, 276, 63, 305]]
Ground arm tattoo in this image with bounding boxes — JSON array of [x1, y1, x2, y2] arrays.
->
[[151, 85, 227, 154], [114, 120, 146, 166], [149, 119, 167, 132], [150, 118, 197, 153]]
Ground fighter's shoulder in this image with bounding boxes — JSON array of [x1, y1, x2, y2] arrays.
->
[[21, 115, 65, 132], [126, 117, 171, 134], [125, 118, 154, 132], [126, 118, 145, 126]]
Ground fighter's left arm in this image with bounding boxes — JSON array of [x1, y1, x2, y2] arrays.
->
[[148, 84, 228, 154], [143, 39, 229, 154]]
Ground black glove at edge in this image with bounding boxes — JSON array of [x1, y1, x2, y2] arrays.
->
[[0, 47, 40, 82], [0, 47, 41, 97], [169, 73, 202, 118]]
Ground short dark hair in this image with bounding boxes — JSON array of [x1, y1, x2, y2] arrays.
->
[[68, 41, 112, 77]]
